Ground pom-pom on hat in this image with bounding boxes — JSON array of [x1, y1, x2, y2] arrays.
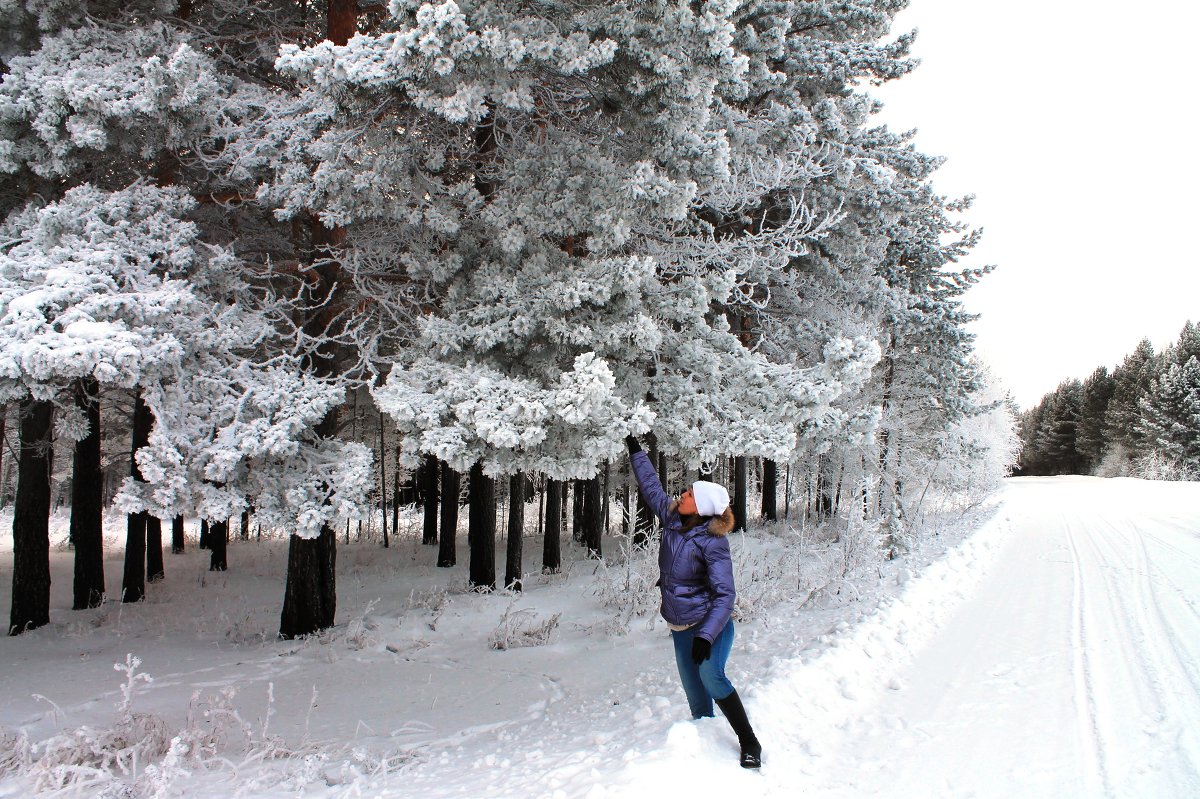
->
[[691, 481, 730, 517]]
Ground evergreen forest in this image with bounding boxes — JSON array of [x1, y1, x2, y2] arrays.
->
[[1016, 323, 1200, 480], [1, 0, 1017, 640]]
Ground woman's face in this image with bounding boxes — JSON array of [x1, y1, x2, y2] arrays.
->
[[678, 487, 697, 516]]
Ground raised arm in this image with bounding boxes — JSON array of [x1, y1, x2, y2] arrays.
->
[[627, 436, 672, 524]]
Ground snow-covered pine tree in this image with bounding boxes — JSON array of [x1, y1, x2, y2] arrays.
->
[[1076, 365, 1115, 473], [1103, 338, 1159, 468], [1, 2, 373, 629], [1136, 357, 1200, 477], [1136, 324, 1200, 477], [0, 184, 212, 622], [263, 0, 887, 495]]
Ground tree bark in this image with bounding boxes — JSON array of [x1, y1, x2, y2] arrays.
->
[[171, 515, 185, 554], [542, 478, 562, 573], [10, 398, 53, 634], [240, 508, 250, 542], [209, 519, 228, 571], [146, 515, 164, 583], [122, 391, 153, 603], [437, 462, 459, 567], [71, 378, 105, 610], [279, 405, 338, 636], [468, 462, 495, 590], [392, 444, 401, 538], [571, 480, 583, 543], [814, 456, 834, 519], [279, 524, 335, 637], [734, 456, 748, 532], [199, 518, 210, 549], [505, 472, 524, 591], [379, 417, 389, 548], [580, 475, 602, 557], [422, 453, 438, 545], [760, 459, 778, 522]]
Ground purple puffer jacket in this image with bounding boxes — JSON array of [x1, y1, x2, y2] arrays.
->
[[631, 451, 736, 643]]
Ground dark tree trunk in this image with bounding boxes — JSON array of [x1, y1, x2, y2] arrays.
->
[[279, 410, 339, 636], [602, 462, 610, 537], [392, 445, 401, 538], [571, 480, 583, 543], [784, 463, 792, 520], [199, 518, 210, 549], [422, 453, 438, 545], [542, 478, 562, 573], [146, 515, 164, 582], [71, 378, 105, 610], [240, 508, 250, 542], [761, 459, 778, 522], [437, 462, 459, 567], [814, 456, 834, 519], [171, 515, 185, 554], [10, 398, 53, 634], [580, 476, 602, 557], [279, 387, 339, 637], [122, 392, 153, 603], [733, 456, 748, 532], [209, 519, 228, 571], [279, 524, 335, 637], [379, 418, 388, 548], [505, 472, 524, 591], [467, 462, 495, 590]]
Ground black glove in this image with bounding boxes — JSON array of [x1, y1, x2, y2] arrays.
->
[[691, 636, 711, 665], [625, 435, 642, 454]]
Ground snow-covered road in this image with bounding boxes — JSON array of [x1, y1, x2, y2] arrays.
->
[[822, 477, 1200, 798], [601, 477, 1200, 799]]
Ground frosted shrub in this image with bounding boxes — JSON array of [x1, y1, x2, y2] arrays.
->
[[408, 585, 451, 631], [489, 605, 561, 650], [0, 728, 31, 777], [1130, 451, 1197, 481], [343, 599, 381, 651], [30, 655, 172, 792], [732, 546, 826, 623], [591, 535, 660, 634]]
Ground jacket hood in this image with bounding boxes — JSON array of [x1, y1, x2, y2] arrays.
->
[[668, 503, 736, 537]]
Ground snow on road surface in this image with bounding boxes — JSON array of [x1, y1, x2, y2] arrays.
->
[[604, 477, 1200, 799]]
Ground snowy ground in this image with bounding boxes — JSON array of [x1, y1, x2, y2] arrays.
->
[[0, 476, 1197, 798]]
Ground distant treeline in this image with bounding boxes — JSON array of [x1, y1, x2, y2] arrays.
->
[[1016, 323, 1200, 479]]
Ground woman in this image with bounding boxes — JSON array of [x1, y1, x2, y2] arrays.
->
[[626, 436, 763, 769]]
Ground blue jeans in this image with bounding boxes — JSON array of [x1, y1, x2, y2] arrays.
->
[[670, 620, 736, 719]]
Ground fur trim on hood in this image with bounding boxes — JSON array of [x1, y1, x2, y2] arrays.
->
[[707, 507, 736, 536]]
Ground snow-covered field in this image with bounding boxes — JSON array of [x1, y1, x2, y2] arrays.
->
[[1, 476, 1197, 798]]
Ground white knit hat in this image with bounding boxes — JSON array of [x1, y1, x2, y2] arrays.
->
[[691, 481, 730, 517]]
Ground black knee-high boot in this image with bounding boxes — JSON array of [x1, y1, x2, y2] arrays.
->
[[715, 690, 762, 768]]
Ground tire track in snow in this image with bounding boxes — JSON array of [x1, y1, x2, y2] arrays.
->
[[1064, 516, 1111, 797], [1063, 498, 1200, 797]]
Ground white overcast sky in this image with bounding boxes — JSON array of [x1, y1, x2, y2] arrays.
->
[[870, 0, 1200, 409]]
